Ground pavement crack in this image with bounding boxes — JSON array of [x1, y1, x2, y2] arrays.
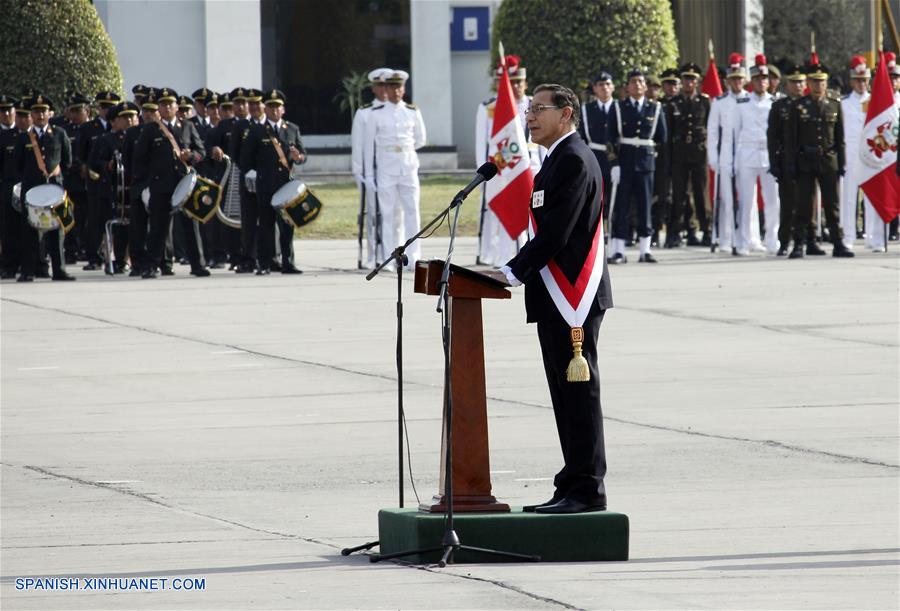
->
[[415, 565, 580, 609]]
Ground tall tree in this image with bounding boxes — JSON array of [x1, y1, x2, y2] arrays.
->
[[491, 0, 679, 89], [0, 0, 122, 103]]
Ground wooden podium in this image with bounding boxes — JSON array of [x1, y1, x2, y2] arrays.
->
[[414, 259, 512, 513]]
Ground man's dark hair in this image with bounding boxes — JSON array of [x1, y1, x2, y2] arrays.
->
[[534, 83, 580, 129]]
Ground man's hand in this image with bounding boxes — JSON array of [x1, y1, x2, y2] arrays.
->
[[179, 149, 193, 163], [610, 166, 620, 185], [289, 145, 304, 163], [211, 146, 224, 161], [364, 177, 377, 193]]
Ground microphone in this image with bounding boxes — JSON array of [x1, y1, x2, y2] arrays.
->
[[452, 162, 498, 205]]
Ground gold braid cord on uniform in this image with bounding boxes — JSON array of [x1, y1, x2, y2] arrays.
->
[[267, 125, 290, 169], [156, 119, 192, 172], [566, 326, 590, 382], [27, 130, 60, 179]]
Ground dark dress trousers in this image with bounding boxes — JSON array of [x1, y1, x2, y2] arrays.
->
[[506, 132, 614, 505], [132, 119, 206, 271], [230, 117, 258, 265], [0, 126, 22, 275]]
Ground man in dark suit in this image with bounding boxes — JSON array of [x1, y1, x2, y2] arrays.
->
[[132, 87, 209, 277], [607, 69, 668, 263], [240, 88, 306, 274], [124, 90, 158, 276], [500, 84, 613, 514], [13, 94, 74, 282]]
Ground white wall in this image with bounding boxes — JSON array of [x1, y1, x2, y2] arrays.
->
[[94, 0, 261, 97], [410, 0, 453, 146]]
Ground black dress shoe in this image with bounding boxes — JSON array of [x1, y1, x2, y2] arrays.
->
[[190, 267, 211, 277], [523, 497, 562, 513], [638, 253, 657, 263], [82, 262, 99, 271], [256, 268, 270, 275], [789, 244, 804, 259], [534, 497, 606, 514], [269, 260, 282, 272], [141, 268, 157, 279], [161, 267, 175, 276], [235, 263, 254, 273], [128, 268, 142, 277], [52, 272, 76, 281], [664, 237, 683, 249], [686, 233, 701, 246], [776, 246, 788, 256], [806, 242, 826, 256], [832, 245, 855, 258], [701, 234, 712, 247], [606, 253, 627, 264], [281, 265, 303, 275], [16, 274, 34, 282], [208, 261, 224, 269]]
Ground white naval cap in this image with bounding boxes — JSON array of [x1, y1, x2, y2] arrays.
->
[[383, 69, 410, 84], [368, 68, 392, 84]]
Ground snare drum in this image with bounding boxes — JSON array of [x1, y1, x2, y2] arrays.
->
[[270, 180, 323, 228], [11, 182, 22, 213], [181, 174, 224, 224], [244, 169, 257, 193], [171, 171, 198, 211], [25, 184, 75, 233]]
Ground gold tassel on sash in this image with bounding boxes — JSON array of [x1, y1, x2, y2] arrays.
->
[[566, 327, 590, 382]]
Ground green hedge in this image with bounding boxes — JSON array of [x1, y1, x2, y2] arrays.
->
[[492, 0, 679, 90], [0, 0, 122, 105]]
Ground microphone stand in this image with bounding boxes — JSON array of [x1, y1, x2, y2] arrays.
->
[[366, 189, 539, 566]]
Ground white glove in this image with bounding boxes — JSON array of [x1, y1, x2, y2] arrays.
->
[[353, 174, 363, 189], [364, 178, 377, 193], [610, 166, 620, 185], [709, 161, 719, 174]]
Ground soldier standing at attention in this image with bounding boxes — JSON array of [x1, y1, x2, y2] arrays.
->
[[722, 54, 779, 255], [363, 70, 426, 269], [240, 89, 306, 275], [839, 56, 871, 252], [655, 68, 680, 247], [666, 62, 710, 248], [707, 53, 749, 254], [61, 93, 91, 263], [768, 65, 812, 256], [785, 61, 853, 258], [577, 71, 615, 236]]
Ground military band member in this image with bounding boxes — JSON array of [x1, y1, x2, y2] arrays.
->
[[768, 65, 811, 256], [239, 88, 306, 275], [351, 68, 389, 268], [606, 69, 667, 263], [363, 69, 426, 268], [839, 56, 871, 251], [577, 71, 614, 234], [666, 62, 710, 248], [14, 94, 74, 281], [132, 84, 149, 108], [227, 87, 260, 273], [0, 95, 22, 278], [785, 62, 853, 258], [708, 53, 749, 254], [474, 55, 532, 266], [655, 68, 681, 246], [79, 91, 120, 270], [722, 54, 779, 254], [206, 91, 241, 268], [88, 102, 139, 272], [132, 87, 209, 277], [61, 93, 91, 263], [190, 88, 215, 139], [124, 90, 158, 275]]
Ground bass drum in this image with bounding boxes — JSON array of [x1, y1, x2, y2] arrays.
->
[[25, 184, 75, 233], [271, 180, 323, 228]]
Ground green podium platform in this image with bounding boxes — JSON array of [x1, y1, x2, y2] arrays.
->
[[377, 508, 629, 563]]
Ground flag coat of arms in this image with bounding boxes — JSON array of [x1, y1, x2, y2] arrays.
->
[[858, 52, 900, 224], [486, 57, 534, 238]]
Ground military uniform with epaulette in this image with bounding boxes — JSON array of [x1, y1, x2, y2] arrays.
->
[[227, 87, 261, 271], [577, 71, 615, 238], [785, 63, 853, 257], [0, 95, 22, 277], [132, 88, 208, 276], [240, 88, 307, 274], [13, 95, 73, 280], [655, 68, 680, 246], [61, 93, 92, 262], [666, 63, 711, 246]]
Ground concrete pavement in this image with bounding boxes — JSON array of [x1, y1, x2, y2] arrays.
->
[[1, 238, 898, 610]]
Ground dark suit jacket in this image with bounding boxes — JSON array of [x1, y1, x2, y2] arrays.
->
[[77, 117, 110, 196], [607, 97, 667, 173], [240, 120, 306, 194], [204, 117, 236, 184], [132, 119, 205, 195], [88, 130, 127, 200], [506, 132, 613, 324], [123, 123, 146, 198], [14, 126, 72, 192]]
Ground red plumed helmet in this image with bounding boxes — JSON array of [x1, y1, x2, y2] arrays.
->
[[728, 52, 744, 66], [849, 55, 871, 78], [755, 53, 767, 67]]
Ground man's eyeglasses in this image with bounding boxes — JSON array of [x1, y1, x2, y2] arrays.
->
[[526, 104, 563, 116]]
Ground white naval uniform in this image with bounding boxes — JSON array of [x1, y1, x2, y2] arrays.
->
[[363, 100, 427, 266], [708, 90, 755, 250], [474, 94, 542, 265], [722, 91, 780, 253], [839, 90, 871, 249], [351, 99, 385, 267]]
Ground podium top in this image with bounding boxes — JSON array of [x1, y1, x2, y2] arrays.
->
[[414, 259, 511, 300]]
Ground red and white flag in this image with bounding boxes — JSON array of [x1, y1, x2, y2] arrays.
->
[[702, 45, 723, 205], [486, 53, 533, 238], [858, 52, 900, 223]]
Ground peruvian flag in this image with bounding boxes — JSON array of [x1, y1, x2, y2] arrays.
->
[[486, 54, 534, 238], [858, 52, 900, 223], [702, 49, 723, 205]]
